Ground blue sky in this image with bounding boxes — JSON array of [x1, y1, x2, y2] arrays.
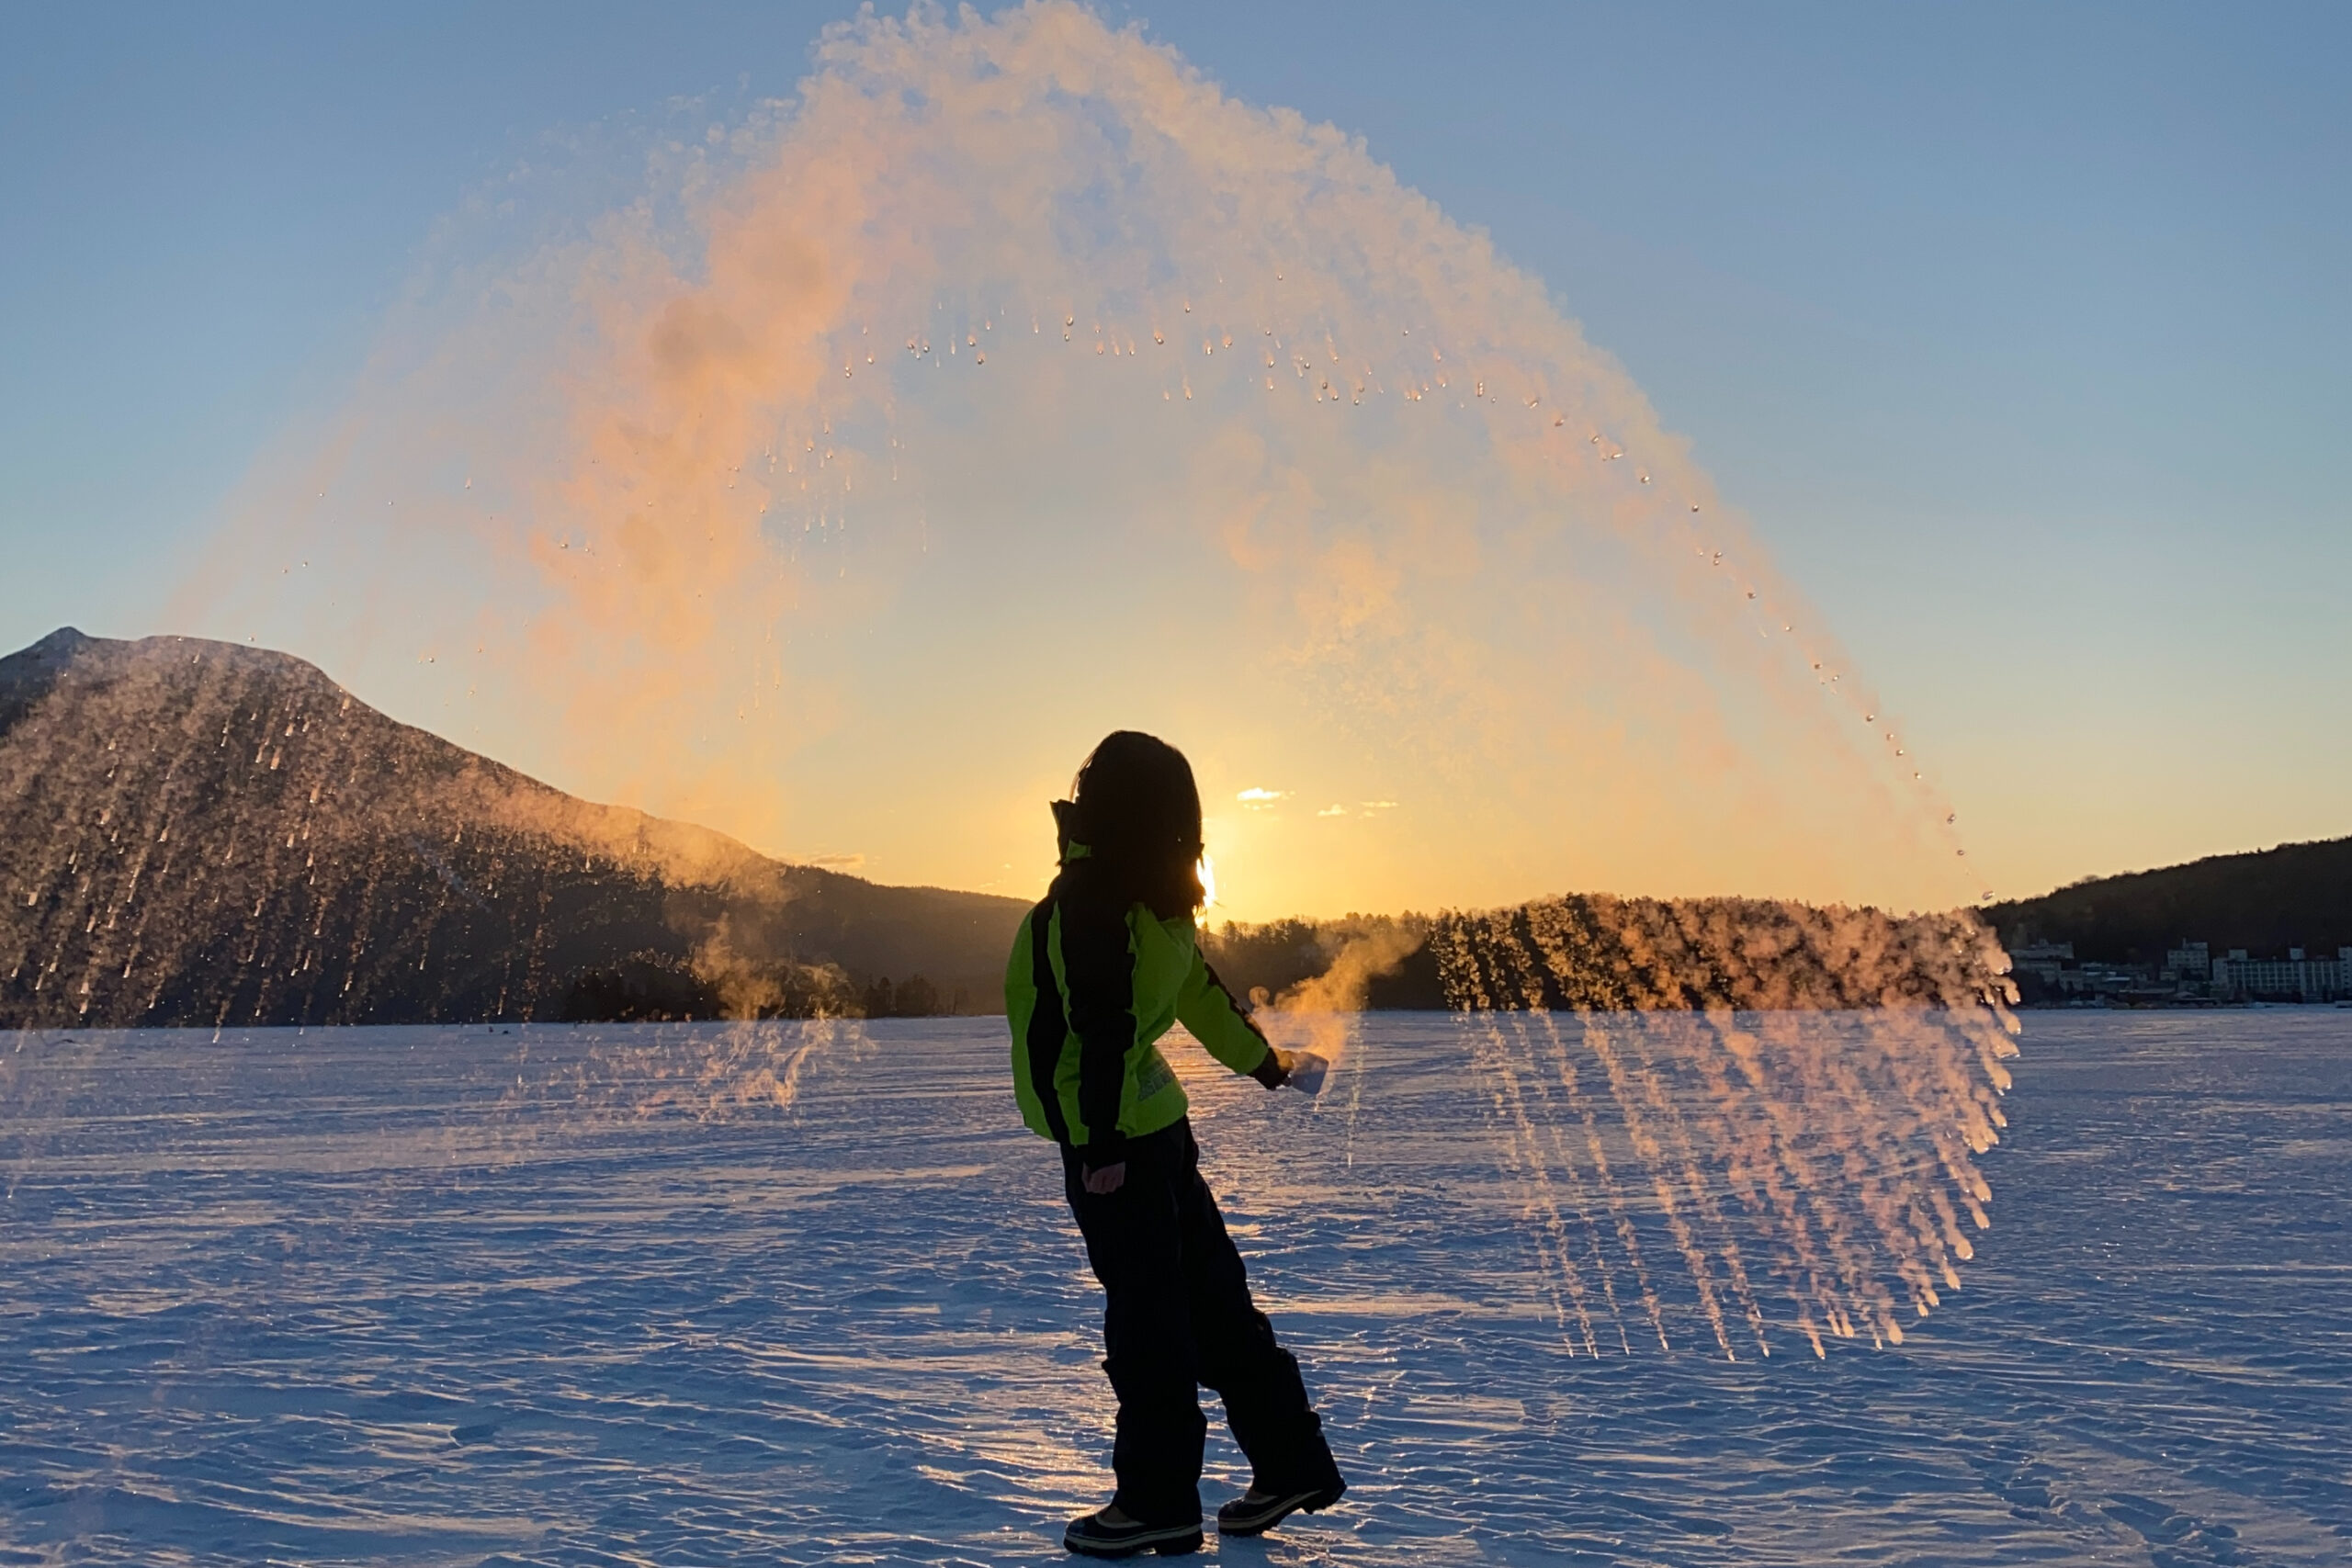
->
[[3, 1, 2346, 900]]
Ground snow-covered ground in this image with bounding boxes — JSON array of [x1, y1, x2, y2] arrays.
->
[[2, 1010, 2346, 1565]]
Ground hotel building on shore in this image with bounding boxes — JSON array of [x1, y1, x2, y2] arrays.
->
[[2208, 946, 2352, 1003], [2006, 938, 2352, 1003]]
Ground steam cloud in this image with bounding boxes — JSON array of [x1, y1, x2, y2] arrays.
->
[[192, 0, 1973, 919]]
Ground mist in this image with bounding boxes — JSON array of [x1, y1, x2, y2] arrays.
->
[[185, 1, 1973, 922]]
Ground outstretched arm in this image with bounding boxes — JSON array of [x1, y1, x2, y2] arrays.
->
[[1177, 952, 1290, 1089]]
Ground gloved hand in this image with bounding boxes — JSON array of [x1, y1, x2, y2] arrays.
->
[[1249, 1046, 1293, 1090]]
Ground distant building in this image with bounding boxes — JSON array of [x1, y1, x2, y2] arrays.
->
[[2210, 946, 2352, 1002], [2007, 940, 2074, 987], [2054, 962, 2144, 999], [2007, 935, 2349, 1007]]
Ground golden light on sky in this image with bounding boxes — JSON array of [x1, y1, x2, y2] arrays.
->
[[186, 2, 1975, 922]]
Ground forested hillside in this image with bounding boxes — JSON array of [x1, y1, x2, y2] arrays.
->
[[1982, 838, 2352, 964]]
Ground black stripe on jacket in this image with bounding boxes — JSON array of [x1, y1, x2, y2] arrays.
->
[[1054, 863, 1138, 1163], [1023, 894, 1071, 1145]]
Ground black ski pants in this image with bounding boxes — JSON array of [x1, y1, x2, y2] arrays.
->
[[1060, 1118, 1343, 1526]]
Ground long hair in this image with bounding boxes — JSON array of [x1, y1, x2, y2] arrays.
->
[[1054, 730, 1205, 919]]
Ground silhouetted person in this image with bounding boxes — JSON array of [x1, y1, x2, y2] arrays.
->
[[1006, 731, 1346, 1557]]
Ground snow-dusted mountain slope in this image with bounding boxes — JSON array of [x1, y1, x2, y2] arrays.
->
[[0, 628, 1025, 1029], [2, 1011, 2346, 1563]]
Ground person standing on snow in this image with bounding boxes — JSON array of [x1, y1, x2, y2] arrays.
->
[[1006, 730, 1347, 1558]]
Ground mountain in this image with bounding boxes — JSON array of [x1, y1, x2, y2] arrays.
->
[[0, 628, 1027, 1028], [1982, 837, 2352, 965]]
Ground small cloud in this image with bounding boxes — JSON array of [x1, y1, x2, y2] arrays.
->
[[1236, 787, 1288, 809], [806, 852, 866, 871], [1358, 800, 1397, 812], [1316, 804, 1349, 818]]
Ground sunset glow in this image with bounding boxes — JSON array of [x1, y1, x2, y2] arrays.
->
[[185, 3, 1966, 922]]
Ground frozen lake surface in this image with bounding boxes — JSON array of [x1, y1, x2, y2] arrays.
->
[[3, 1010, 2347, 1565]]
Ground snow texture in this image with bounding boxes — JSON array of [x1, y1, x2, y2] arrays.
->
[[2, 1010, 2346, 1564]]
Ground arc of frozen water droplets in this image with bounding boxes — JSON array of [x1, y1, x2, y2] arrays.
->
[[1486, 913, 1724, 1356], [1570, 931, 1781, 1326], [1546, 1043, 1736, 1354], [1421, 901, 2015, 1359], [1597, 1010, 1773, 1357], [1474, 916, 1674, 1353], [1467, 1013, 1596, 1357], [1714, 1016, 1910, 1343], [1435, 921, 1672, 1355], [1524, 1013, 1642, 1356], [1564, 1010, 1744, 1359], [1657, 1016, 1832, 1356], [1515, 1010, 1643, 1357]]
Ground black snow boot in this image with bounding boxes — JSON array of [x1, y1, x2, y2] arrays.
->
[[1063, 1507, 1204, 1558], [1215, 1478, 1346, 1537]]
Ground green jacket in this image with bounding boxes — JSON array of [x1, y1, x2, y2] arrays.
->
[[1005, 854, 1272, 1157]]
